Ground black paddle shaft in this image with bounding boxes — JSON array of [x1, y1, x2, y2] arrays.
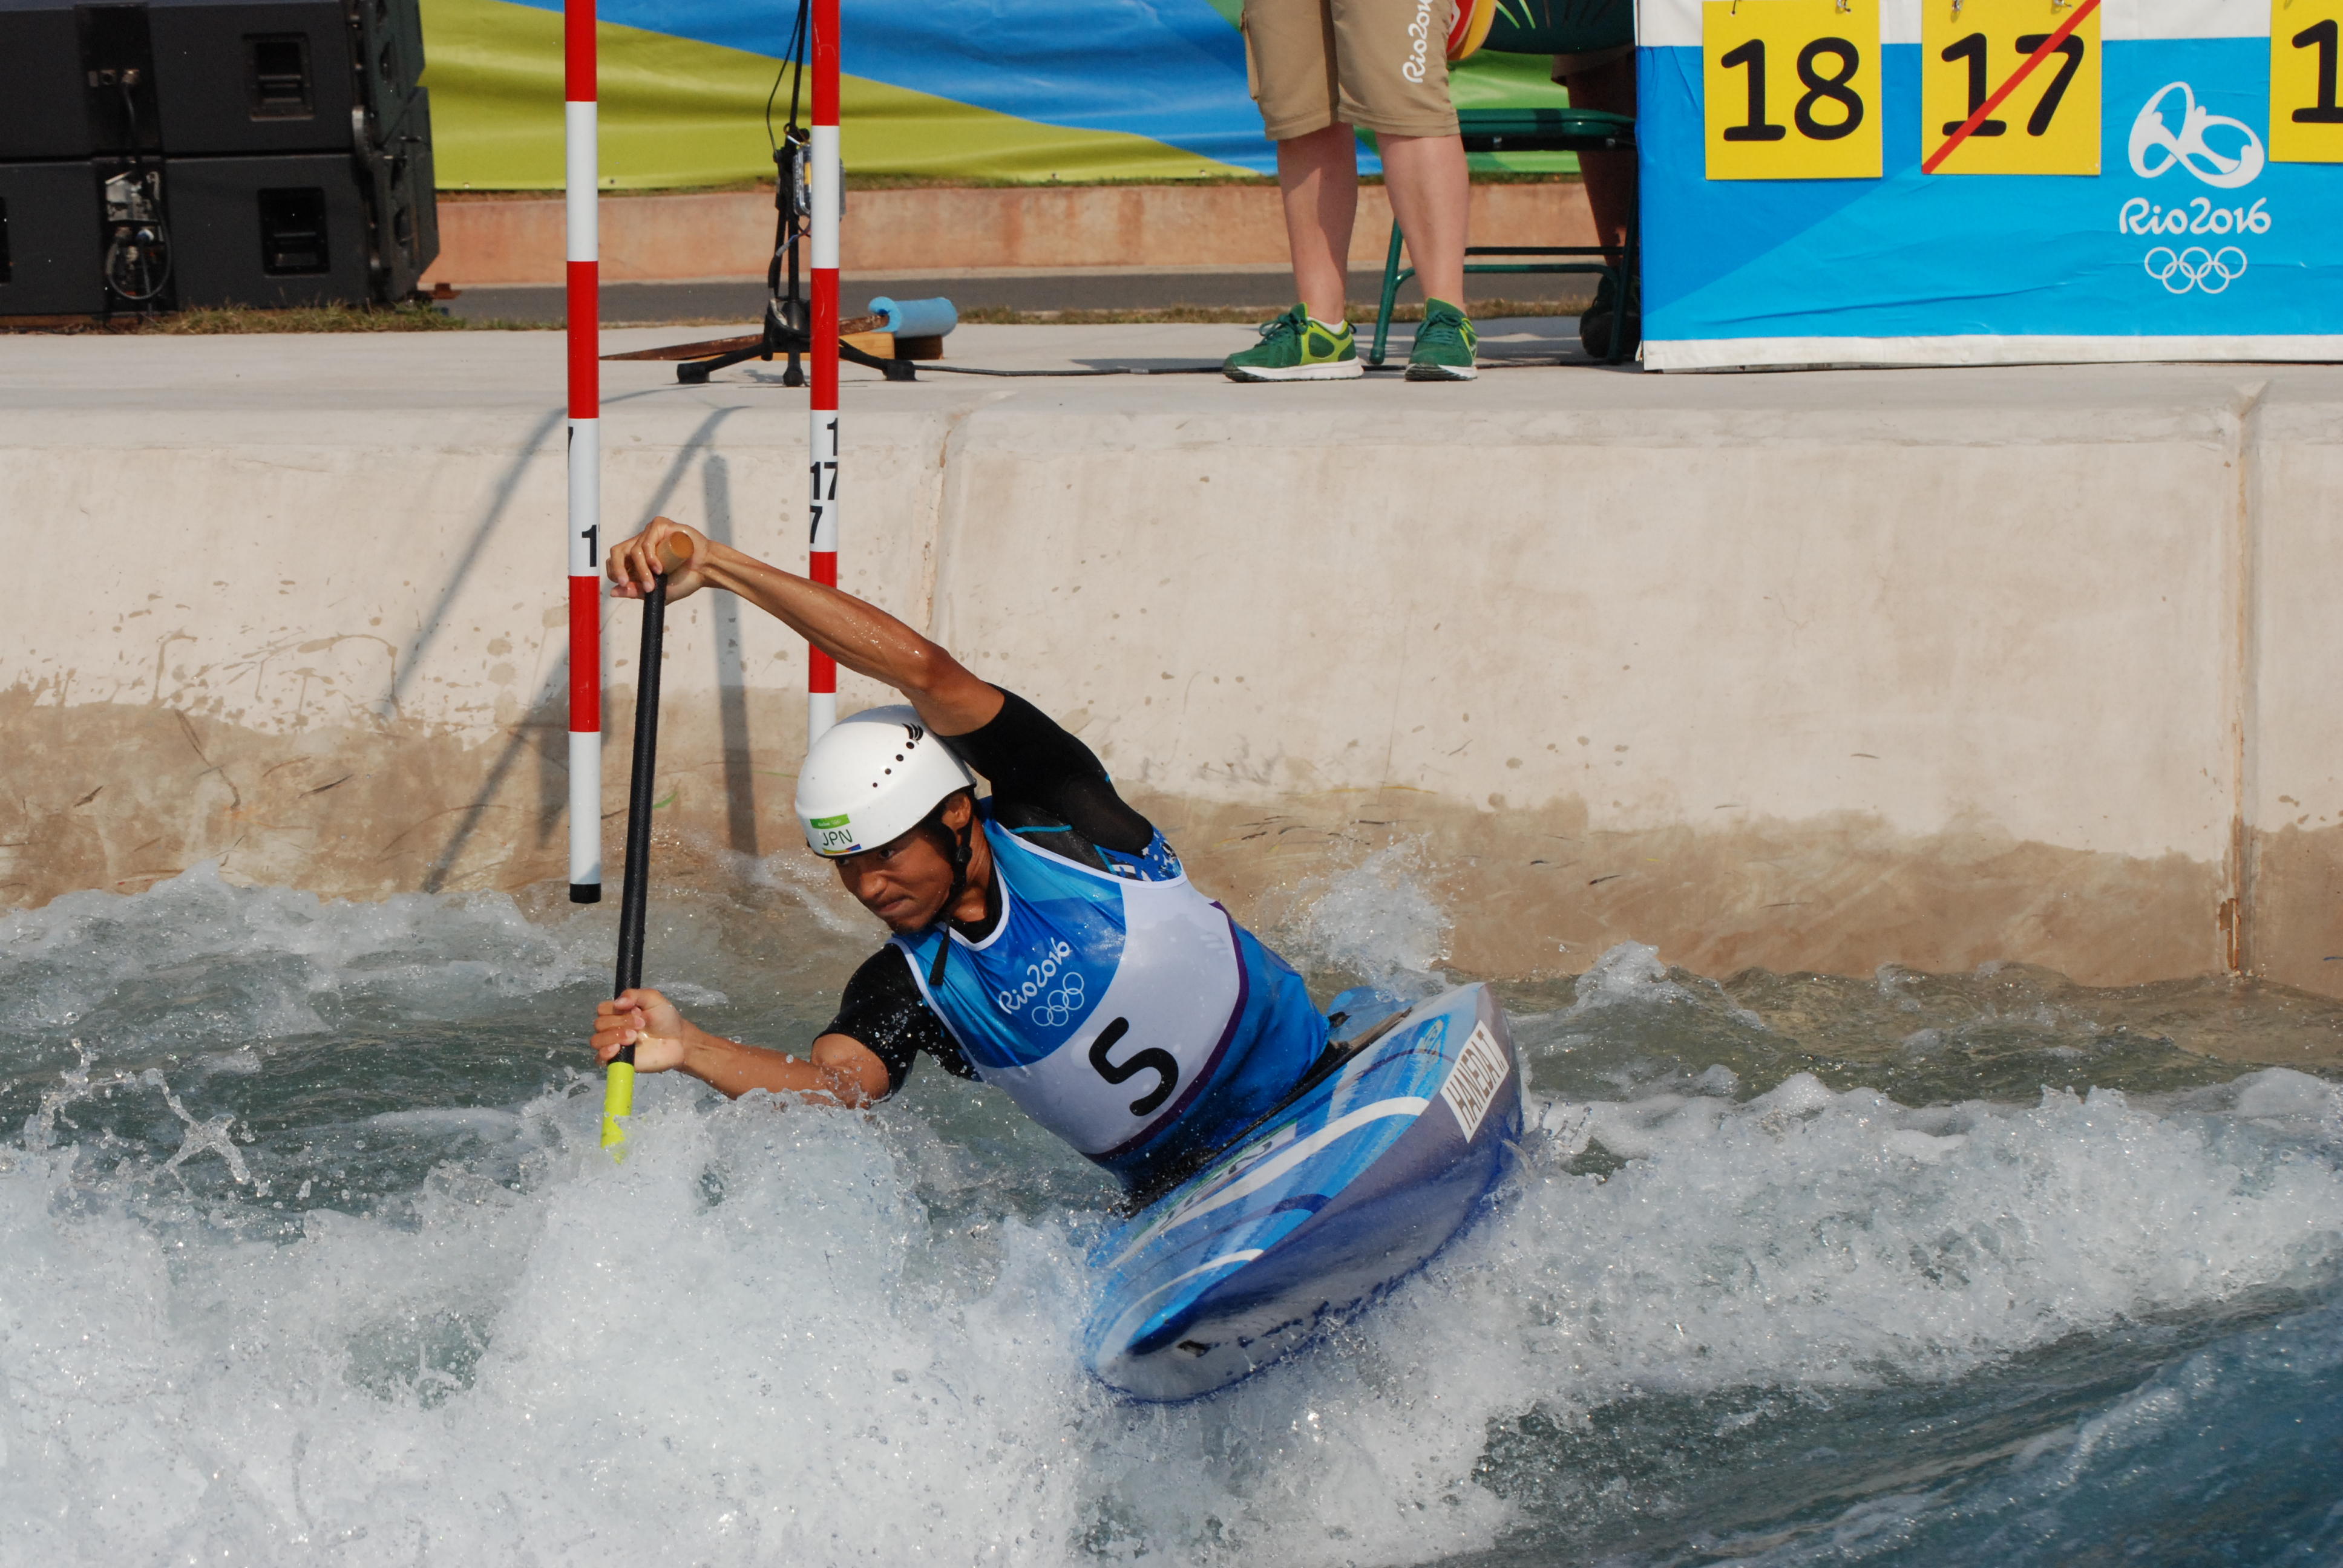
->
[[611, 577, 668, 1054]]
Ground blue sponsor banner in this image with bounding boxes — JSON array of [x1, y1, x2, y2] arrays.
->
[[1636, 0, 2343, 368]]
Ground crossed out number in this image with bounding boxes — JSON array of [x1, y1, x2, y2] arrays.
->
[[1938, 30, 2086, 137]]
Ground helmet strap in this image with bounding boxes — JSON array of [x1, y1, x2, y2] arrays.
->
[[925, 799, 976, 988]]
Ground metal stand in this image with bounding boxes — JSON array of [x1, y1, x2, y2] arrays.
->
[[673, 325, 915, 385], [660, 0, 911, 388]]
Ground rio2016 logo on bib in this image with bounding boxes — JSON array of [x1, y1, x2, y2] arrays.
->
[[997, 938, 1082, 1024]]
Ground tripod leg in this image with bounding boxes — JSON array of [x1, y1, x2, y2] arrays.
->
[[839, 339, 916, 382]]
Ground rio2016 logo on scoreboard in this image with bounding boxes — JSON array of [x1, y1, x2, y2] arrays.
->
[[2122, 79, 2270, 293]]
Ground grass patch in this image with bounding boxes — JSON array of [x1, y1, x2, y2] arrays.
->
[[5, 302, 480, 334], [160, 302, 472, 333]]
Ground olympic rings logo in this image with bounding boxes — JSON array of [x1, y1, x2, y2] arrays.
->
[[2128, 82, 2265, 190], [1031, 970, 1086, 1028], [995, 938, 1077, 1015], [2143, 246, 2249, 295]]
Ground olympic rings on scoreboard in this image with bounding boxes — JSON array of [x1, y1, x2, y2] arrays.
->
[[2142, 245, 2249, 294]]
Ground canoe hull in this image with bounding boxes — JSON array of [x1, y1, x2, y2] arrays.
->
[[1084, 983, 1522, 1401]]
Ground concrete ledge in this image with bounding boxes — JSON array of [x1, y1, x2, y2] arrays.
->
[[421, 182, 1599, 287], [2, 328, 2337, 995]]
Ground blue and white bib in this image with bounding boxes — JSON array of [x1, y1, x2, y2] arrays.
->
[[893, 808, 1326, 1185]]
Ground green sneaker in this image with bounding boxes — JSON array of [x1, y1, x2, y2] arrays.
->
[[1223, 304, 1363, 382], [1405, 298, 1478, 381]]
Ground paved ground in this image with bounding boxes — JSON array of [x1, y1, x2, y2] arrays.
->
[[448, 267, 1595, 327], [15, 320, 2336, 413], [586, 312, 1601, 379]]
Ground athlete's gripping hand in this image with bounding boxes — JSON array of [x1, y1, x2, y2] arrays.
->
[[607, 517, 710, 604], [592, 987, 692, 1073]]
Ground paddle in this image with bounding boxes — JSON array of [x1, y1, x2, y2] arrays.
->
[[600, 538, 685, 1155]]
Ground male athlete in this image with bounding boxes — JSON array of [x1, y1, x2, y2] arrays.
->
[[588, 518, 1331, 1192]]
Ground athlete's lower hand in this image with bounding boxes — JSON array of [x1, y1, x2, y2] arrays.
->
[[592, 988, 692, 1073], [606, 518, 710, 603]]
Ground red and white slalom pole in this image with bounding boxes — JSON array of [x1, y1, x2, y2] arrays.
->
[[806, 0, 840, 745], [565, 0, 603, 902]]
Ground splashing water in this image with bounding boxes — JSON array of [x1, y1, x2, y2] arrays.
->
[[1283, 844, 1452, 991], [2, 868, 2340, 1567]]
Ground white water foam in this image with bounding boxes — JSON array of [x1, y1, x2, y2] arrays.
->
[[1284, 844, 1452, 991], [5, 1067, 2338, 1564], [1, 862, 607, 1055], [3, 879, 2341, 1566], [1565, 939, 1765, 1028]]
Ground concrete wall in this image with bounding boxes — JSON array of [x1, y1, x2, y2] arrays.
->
[[421, 183, 1599, 287], [2, 333, 2336, 993]]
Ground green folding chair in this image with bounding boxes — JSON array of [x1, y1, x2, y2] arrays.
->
[[1370, 105, 1637, 366]]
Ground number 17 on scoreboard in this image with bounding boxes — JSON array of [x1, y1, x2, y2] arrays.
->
[[1705, 0, 1884, 179]]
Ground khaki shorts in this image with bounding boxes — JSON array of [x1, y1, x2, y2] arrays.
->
[[1242, 0, 1461, 142]]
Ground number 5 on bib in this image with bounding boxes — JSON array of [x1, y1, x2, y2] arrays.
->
[[1705, 0, 1884, 179]]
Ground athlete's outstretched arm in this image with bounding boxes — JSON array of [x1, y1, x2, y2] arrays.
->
[[592, 988, 893, 1107], [606, 517, 1004, 735]]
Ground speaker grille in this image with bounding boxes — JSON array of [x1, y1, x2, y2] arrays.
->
[[257, 186, 328, 274], [246, 36, 313, 120]]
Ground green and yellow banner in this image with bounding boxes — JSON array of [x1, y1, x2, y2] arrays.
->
[[420, 0, 1605, 188]]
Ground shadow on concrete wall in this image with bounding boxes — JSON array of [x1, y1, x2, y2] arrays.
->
[[392, 405, 565, 720], [421, 403, 750, 889], [419, 659, 568, 895], [700, 452, 759, 857]]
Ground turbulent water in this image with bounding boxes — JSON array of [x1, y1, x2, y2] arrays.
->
[[4, 857, 2341, 1567]]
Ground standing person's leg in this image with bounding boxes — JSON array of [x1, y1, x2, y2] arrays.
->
[[1332, 0, 1477, 378], [1226, 0, 1369, 380], [1378, 132, 1469, 307], [1277, 123, 1360, 324], [1554, 48, 1638, 356], [1556, 51, 1634, 263]]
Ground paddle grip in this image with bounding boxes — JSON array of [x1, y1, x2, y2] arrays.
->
[[603, 569, 668, 1153]]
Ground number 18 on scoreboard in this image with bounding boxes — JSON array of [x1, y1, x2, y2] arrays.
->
[[1705, 0, 1884, 178]]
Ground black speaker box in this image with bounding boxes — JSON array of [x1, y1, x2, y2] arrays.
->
[[365, 85, 436, 298], [0, 2, 169, 159], [347, 0, 427, 139], [0, 5, 102, 160], [166, 152, 371, 307], [147, 0, 359, 155], [0, 161, 106, 314], [0, 0, 427, 160], [0, 0, 436, 313]]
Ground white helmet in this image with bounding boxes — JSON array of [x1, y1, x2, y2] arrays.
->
[[794, 705, 977, 858]]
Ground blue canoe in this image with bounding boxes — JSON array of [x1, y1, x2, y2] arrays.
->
[[1083, 983, 1523, 1401]]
